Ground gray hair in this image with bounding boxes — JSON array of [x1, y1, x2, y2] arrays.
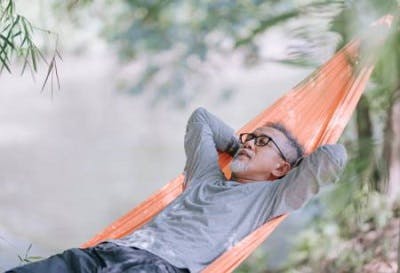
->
[[263, 122, 304, 167]]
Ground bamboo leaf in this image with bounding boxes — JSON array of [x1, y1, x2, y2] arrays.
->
[[24, 243, 32, 259], [20, 17, 30, 36], [21, 16, 33, 33], [17, 254, 23, 262], [6, 0, 14, 15], [0, 33, 15, 49], [1, 23, 12, 33], [54, 58, 60, 90], [0, 54, 11, 73], [30, 47, 37, 71], [27, 256, 42, 260], [20, 34, 28, 47], [10, 14, 19, 30], [20, 51, 29, 75], [36, 47, 48, 64], [41, 58, 54, 91], [12, 30, 21, 38], [56, 49, 63, 61]]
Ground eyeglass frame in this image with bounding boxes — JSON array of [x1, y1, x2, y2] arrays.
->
[[239, 133, 288, 163]]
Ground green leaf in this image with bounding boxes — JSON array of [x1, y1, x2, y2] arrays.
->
[[10, 14, 20, 30], [0, 54, 11, 73], [27, 256, 42, 260], [0, 33, 15, 49], [17, 254, 23, 262], [12, 30, 22, 38], [20, 49, 30, 75], [30, 47, 37, 71], [41, 58, 54, 91]]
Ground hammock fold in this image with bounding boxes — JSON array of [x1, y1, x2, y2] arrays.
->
[[82, 15, 393, 273]]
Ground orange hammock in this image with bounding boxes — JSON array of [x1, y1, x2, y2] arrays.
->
[[82, 15, 393, 273]]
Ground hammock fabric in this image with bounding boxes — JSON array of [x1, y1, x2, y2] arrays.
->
[[82, 15, 393, 273]]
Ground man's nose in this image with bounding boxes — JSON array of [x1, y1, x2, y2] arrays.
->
[[243, 139, 255, 150]]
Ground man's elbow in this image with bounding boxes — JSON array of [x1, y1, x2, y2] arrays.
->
[[188, 107, 208, 124], [319, 144, 348, 170]]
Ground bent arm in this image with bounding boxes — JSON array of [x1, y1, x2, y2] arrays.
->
[[269, 144, 348, 218], [183, 107, 239, 187]]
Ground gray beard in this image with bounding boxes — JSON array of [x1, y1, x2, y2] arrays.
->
[[230, 158, 249, 173]]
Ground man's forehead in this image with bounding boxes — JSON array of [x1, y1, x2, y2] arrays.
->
[[254, 126, 281, 136], [253, 126, 288, 143]]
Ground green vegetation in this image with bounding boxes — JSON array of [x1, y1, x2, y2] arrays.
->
[[17, 244, 43, 265], [0, 235, 42, 271], [0, 0, 61, 92], [53, 0, 344, 106]]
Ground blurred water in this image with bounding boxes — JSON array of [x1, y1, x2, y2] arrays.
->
[[0, 48, 312, 270]]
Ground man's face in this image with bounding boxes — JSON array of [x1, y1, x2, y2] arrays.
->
[[230, 126, 292, 183]]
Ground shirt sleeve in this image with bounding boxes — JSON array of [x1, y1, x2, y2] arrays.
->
[[183, 107, 239, 188], [268, 144, 348, 219]]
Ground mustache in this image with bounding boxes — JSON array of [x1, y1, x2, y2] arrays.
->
[[235, 148, 254, 159]]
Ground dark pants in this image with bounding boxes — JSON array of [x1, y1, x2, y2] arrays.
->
[[6, 242, 190, 273]]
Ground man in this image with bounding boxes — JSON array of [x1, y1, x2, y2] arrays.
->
[[7, 107, 347, 273]]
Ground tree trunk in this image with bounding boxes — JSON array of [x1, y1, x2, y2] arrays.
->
[[382, 87, 400, 202], [381, 87, 400, 273], [356, 94, 380, 191]]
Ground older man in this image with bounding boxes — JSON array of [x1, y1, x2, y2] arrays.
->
[[8, 107, 347, 273]]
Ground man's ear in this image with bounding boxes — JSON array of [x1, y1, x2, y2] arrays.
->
[[271, 161, 291, 178]]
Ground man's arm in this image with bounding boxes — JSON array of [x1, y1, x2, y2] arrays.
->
[[183, 107, 239, 187], [268, 144, 348, 218]]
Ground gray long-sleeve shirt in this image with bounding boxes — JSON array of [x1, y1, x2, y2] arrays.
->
[[110, 107, 347, 273]]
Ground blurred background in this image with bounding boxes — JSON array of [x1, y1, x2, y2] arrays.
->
[[0, 0, 399, 272]]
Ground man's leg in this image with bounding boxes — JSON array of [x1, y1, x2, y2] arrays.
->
[[122, 263, 187, 273], [93, 242, 189, 273], [5, 247, 102, 273]]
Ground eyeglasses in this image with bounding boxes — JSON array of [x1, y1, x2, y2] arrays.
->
[[239, 133, 288, 162]]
